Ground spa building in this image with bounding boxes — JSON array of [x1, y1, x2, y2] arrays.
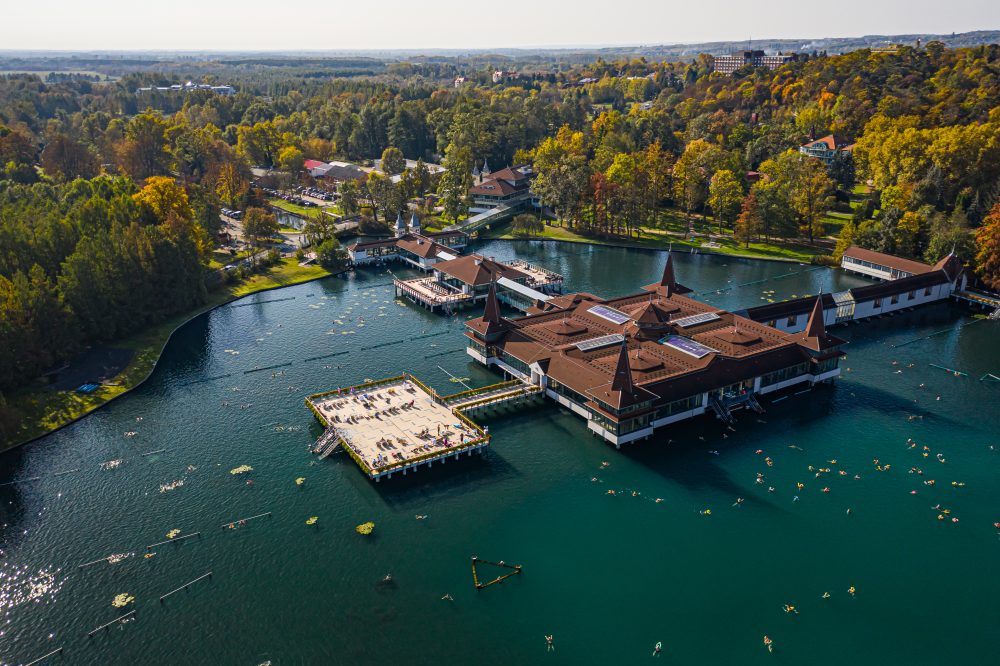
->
[[465, 256, 846, 446]]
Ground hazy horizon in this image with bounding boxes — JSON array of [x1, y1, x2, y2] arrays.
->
[[2, 0, 998, 51]]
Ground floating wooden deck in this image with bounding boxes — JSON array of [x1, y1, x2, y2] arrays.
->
[[306, 374, 541, 482]]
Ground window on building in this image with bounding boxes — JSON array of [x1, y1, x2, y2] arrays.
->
[[890, 294, 899, 305], [767, 320, 776, 328], [908, 290, 915, 300], [924, 286, 933, 296], [786, 315, 797, 327], [874, 297, 882, 308]]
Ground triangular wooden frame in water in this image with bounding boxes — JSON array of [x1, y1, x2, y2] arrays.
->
[[470, 556, 522, 590]]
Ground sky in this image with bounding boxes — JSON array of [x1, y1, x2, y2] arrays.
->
[[1, 0, 998, 51]]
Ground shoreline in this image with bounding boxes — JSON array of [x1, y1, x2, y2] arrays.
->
[[4, 240, 826, 451], [479, 234, 822, 265], [4, 260, 344, 452], [477, 225, 832, 265]]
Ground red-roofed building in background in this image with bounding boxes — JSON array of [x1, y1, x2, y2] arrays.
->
[[468, 163, 536, 213], [799, 135, 854, 164]]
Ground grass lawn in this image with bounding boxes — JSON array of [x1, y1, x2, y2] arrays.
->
[[821, 211, 853, 239], [5, 258, 334, 450], [268, 199, 340, 219]]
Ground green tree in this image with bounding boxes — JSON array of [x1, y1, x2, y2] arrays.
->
[[242, 207, 279, 266], [438, 143, 473, 223], [338, 180, 360, 217], [277, 146, 305, 174], [380, 147, 406, 175], [511, 213, 543, 237], [118, 109, 170, 180], [790, 157, 835, 243], [316, 238, 348, 271], [708, 169, 743, 233]]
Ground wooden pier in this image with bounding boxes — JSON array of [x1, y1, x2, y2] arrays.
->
[[306, 374, 542, 482]]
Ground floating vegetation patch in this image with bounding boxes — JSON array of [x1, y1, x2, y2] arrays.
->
[[230, 465, 253, 475], [112, 593, 135, 608], [166, 529, 181, 539], [355, 522, 375, 535], [295, 478, 305, 486], [305, 516, 318, 525], [159, 479, 184, 493]]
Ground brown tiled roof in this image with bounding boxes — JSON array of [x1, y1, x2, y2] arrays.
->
[[469, 178, 521, 197], [932, 252, 963, 281], [348, 233, 451, 258], [850, 271, 950, 300], [802, 134, 849, 150], [799, 296, 846, 352], [842, 246, 933, 275], [488, 166, 530, 182], [474, 290, 820, 412], [744, 294, 837, 322], [435, 254, 529, 286], [395, 235, 449, 259]]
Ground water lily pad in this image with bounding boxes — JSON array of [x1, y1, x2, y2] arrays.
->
[[112, 593, 135, 608]]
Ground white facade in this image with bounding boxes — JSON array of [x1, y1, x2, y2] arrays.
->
[[841, 254, 922, 281]]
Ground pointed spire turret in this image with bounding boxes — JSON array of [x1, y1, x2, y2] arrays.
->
[[658, 253, 677, 297], [481, 280, 503, 334], [803, 295, 826, 340], [611, 341, 635, 395], [395, 211, 406, 236], [410, 211, 420, 233]]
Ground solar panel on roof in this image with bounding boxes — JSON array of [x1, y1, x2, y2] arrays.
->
[[587, 305, 631, 325], [575, 333, 625, 352], [671, 312, 721, 327], [659, 335, 716, 359]]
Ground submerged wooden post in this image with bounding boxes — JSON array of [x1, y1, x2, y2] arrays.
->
[[87, 610, 136, 637], [23, 647, 63, 665]]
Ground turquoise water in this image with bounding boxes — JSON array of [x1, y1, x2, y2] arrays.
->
[[1, 242, 998, 665]]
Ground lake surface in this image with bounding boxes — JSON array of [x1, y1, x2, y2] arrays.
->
[[2, 241, 998, 665]]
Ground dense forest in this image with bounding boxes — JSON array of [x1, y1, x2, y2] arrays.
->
[[2, 42, 1000, 437]]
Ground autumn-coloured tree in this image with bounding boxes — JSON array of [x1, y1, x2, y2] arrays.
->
[[974, 199, 1000, 291], [734, 191, 762, 248], [40, 134, 99, 182], [215, 161, 249, 208]]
